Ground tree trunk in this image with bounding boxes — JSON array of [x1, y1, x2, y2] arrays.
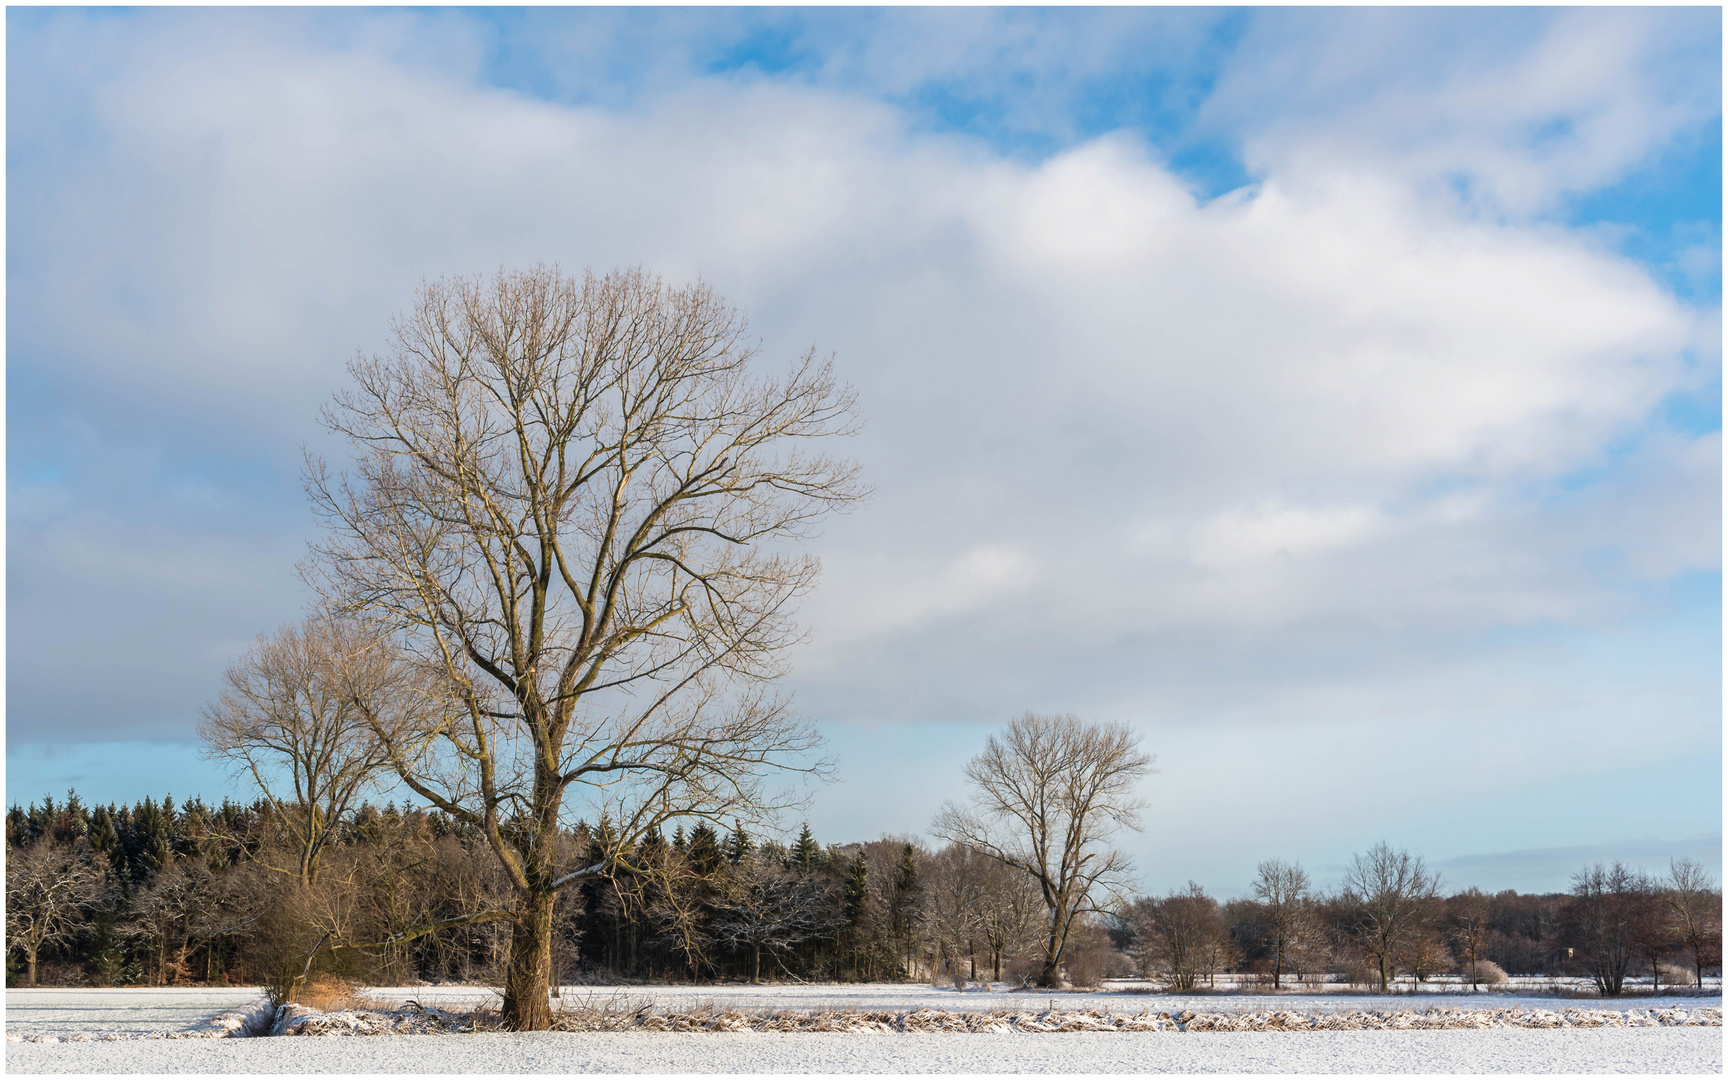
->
[[501, 890, 554, 1031], [752, 942, 761, 984], [25, 944, 38, 988], [1037, 958, 1063, 988]]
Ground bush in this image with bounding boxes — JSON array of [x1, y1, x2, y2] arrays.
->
[[1458, 959, 1508, 986], [1003, 953, 1041, 987], [1657, 962, 1694, 988], [1062, 923, 1114, 988]]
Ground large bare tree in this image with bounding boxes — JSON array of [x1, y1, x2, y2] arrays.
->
[[199, 614, 406, 887], [304, 266, 864, 1029], [932, 713, 1153, 987]]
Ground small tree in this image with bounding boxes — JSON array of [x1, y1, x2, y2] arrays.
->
[[1449, 887, 1493, 990], [199, 615, 406, 888], [1664, 858, 1721, 989], [1252, 859, 1312, 990], [708, 856, 838, 983], [6, 840, 108, 986], [1341, 842, 1441, 992], [1563, 862, 1642, 997], [932, 713, 1153, 987], [1131, 882, 1228, 990]]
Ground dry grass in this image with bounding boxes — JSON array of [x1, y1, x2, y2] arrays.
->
[[294, 976, 366, 1013]]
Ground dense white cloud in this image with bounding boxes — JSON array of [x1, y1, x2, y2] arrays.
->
[[6, 9, 1717, 756]]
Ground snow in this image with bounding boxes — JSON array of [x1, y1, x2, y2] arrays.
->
[[368, 980, 1724, 1018], [6, 1027, 1722, 1073], [4, 988, 266, 1039], [6, 984, 1721, 1073]]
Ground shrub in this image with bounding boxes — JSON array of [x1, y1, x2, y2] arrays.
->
[[1062, 923, 1115, 988], [1459, 959, 1508, 986]]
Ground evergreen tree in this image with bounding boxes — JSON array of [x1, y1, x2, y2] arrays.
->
[[687, 824, 723, 876], [728, 821, 752, 864], [794, 823, 820, 873]]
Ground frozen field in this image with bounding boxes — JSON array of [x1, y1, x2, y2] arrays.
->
[[7, 985, 1721, 1074], [7, 1027, 1721, 1073], [5, 988, 264, 1038], [369, 980, 1722, 1017]]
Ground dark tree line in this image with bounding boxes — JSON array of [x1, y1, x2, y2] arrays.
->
[[6, 796, 1719, 997], [5, 792, 960, 992]]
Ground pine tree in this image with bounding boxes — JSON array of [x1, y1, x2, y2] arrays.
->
[[794, 823, 820, 873], [889, 843, 921, 978], [687, 824, 723, 876], [727, 821, 752, 864]]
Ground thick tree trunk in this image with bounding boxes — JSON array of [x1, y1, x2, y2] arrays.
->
[[26, 945, 38, 988], [501, 890, 554, 1031]]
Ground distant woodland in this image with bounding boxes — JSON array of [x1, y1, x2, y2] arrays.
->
[[7, 791, 1719, 996]]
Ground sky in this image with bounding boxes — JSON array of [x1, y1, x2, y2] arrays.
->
[[6, 7, 1721, 898]]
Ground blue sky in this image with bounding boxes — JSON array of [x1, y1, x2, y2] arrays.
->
[[6, 7, 1721, 896]]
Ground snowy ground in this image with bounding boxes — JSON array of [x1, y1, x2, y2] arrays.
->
[[5, 988, 264, 1038], [7, 984, 1722, 1074], [6, 1028, 1720, 1073], [367, 979, 1723, 1017]]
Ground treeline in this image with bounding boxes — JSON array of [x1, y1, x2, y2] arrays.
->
[[5, 792, 1720, 997]]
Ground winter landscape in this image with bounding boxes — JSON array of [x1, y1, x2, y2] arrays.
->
[[7, 981, 1724, 1073], [8, 6, 1723, 1075]]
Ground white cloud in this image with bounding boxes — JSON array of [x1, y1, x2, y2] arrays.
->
[[1184, 502, 1384, 571], [6, 9, 1717, 742], [1203, 8, 1720, 218]]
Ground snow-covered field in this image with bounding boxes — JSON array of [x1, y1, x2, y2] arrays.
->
[[369, 979, 1722, 1017], [7, 1028, 1721, 1073], [7, 984, 1722, 1074], [5, 988, 264, 1038]]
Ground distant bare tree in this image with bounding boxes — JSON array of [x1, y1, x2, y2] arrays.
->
[[921, 843, 990, 985], [1564, 861, 1642, 997], [5, 840, 107, 986], [933, 713, 1154, 987], [1664, 858, 1721, 988], [974, 854, 1044, 983], [1252, 859, 1312, 990], [709, 855, 839, 983], [1131, 882, 1229, 990], [199, 615, 407, 887], [1449, 887, 1493, 990], [304, 266, 864, 1029], [1341, 842, 1442, 992]]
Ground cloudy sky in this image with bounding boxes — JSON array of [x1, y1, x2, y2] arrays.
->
[[7, 7, 1721, 896]]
